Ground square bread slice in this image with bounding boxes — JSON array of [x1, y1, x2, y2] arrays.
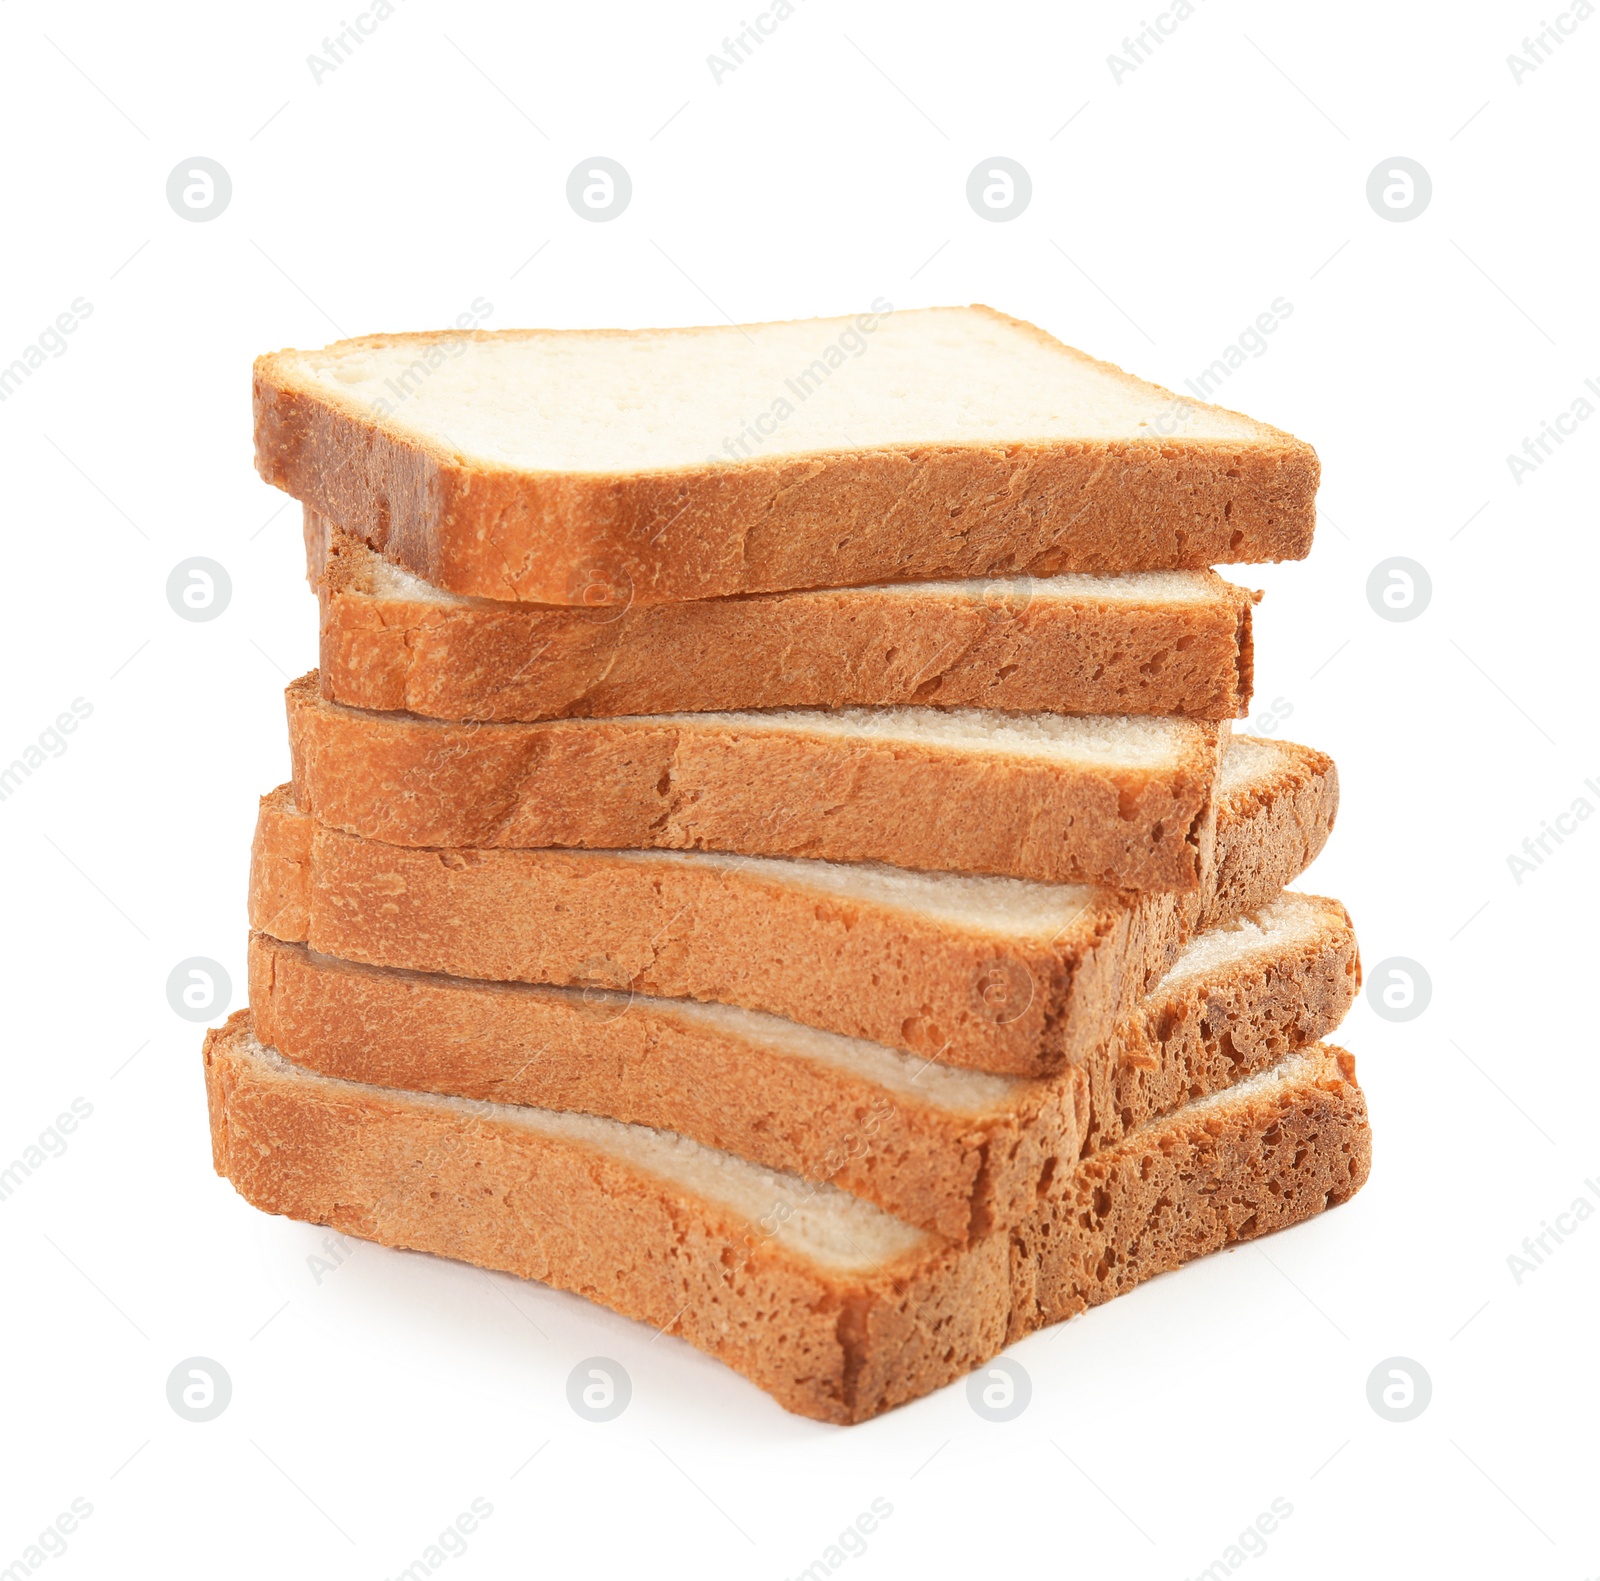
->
[[285, 672, 1227, 891], [248, 892, 1358, 1241], [254, 306, 1318, 605], [308, 512, 1259, 722], [249, 735, 1338, 1077], [204, 1016, 1370, 1424]]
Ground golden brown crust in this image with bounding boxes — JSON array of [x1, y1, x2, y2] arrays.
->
[[1084, 896, 1358, 1154], [248, 933, 1087, 1242], [251, 785, 1186, 1078], [253, 310, 1319, 606], [247, 788, 312, 942], [1206, 743, 1340, 927], [247, 893, 1354, 1239], [248, 733, 1335, 1077], [286, 672, 1222, 891], [1007, 1042, 1371, 1342], [311, 515, 1258, 723], [205, 1015, 1369, 1422]]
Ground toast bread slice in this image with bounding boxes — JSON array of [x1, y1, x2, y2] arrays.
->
[[205, 1017, 1369, 1423], [248, 735, 1338, 1076], [286, 671, 1226, 891], [254, 306, 1318, 605], [248, 892, 1357, 1240], [308, 513, 1258, 722]]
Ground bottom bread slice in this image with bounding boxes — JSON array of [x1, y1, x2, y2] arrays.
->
[[204, 1013, 1370, 1423]]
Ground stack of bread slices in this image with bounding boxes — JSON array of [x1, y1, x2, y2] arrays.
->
[[208, 306, 1370, 1423]]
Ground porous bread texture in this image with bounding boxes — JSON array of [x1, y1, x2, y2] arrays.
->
[[309, 513, 1259, 722], [1206, 736, 1340, 929], [250, 934, 1078, 1243], [248, 734, 1338, 1077], [250, 782, 1181, 1079], [1005, 1041, 1370, 1344], [285, 673, 1225, 891], [1084, 892, 1358, 1154], [255, 306, 1319, 604], [204, 1014, 1370, 1423], [248, 890, 1356, 1240]]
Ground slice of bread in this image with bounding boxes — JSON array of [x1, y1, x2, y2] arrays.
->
[[254, 306, 1318, 605], [308, 513, 1258, 722], [248, 892, 1357, 1241], [248, 735, 1338, 1076], [204, 1015, 1370, 1423], [285, 672, 1226, 891]]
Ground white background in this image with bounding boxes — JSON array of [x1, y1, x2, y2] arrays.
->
[[1, 1, 1596, 1576]]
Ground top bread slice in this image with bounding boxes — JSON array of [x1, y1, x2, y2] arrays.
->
[[254, 305, 1318, 605], [308, 513, 1259, 722]]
